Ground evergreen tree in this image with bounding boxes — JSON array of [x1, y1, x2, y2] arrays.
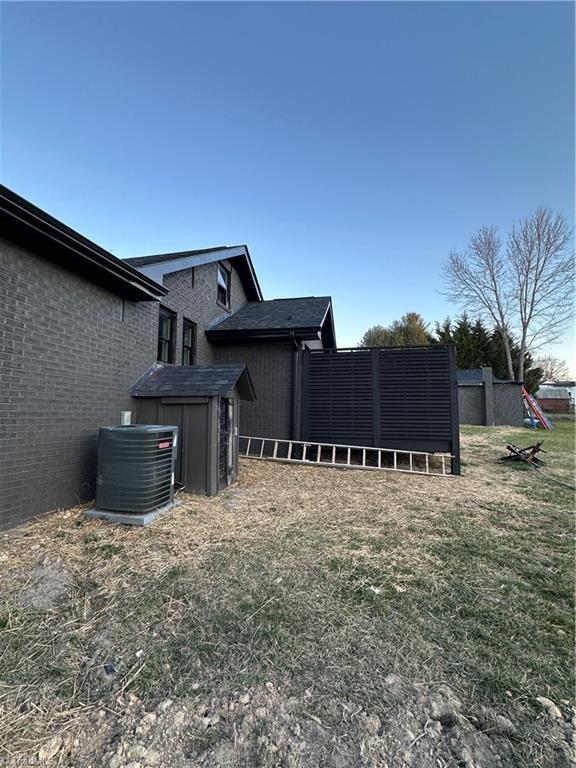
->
[[488, 329, 543, 392], [434, 317, 453, 344], [434, 314, 492, 369], [433, 316, 543, 392]]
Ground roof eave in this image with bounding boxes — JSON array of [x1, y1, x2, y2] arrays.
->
[[320, 301, 337, 348], [0, 185, 167, 301], [240, 244, 264, 302], [206, 326, 322, 343]]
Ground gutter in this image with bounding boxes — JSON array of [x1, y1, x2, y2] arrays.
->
[[206, 326, 322, 343], [0, 185, 167, 301]]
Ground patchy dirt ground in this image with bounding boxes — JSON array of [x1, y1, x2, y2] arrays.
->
[[44, 677, 574, 768], [0, 425, 574, 767]]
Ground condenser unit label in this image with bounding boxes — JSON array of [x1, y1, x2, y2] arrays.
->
[[158, 441, 171, 449]]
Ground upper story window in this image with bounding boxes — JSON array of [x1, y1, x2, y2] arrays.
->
[[182, 319, 196, 366], [217, 264, 230, 308], [157, 306, 176, 363]]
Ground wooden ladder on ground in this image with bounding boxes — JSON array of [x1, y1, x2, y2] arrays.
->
[[239, 436, 454, 477]]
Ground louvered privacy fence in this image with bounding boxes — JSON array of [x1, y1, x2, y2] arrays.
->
[[301, 345, 460, 474]]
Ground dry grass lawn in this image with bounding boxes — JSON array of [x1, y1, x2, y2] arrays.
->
[[0, 421, 574, 767]]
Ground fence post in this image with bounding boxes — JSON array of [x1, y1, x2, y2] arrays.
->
[[448, 344, 461, 475], [372, 348, 381, 447], [482, 366, 495, 426]]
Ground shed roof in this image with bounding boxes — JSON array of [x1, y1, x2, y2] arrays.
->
[[131, 363, 256, 401], [542, 380, 576, 388], [206, 297, 336, 346], [536, 387, 570, 400]]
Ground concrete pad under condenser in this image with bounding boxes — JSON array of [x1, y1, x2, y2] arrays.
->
[[85, 500, 179, 527]]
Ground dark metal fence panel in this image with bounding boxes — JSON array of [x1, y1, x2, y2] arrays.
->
[[301, 345, 460, 474], [304, 348, 373, 445]]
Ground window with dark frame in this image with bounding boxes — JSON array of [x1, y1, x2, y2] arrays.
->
[[217, 264, 230, 307], [157, 307, 176, 363], [182, 319, 196, 366]]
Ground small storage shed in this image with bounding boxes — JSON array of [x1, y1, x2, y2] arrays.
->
[[536, 386, 571, 413], [130, 363, 256, 495]]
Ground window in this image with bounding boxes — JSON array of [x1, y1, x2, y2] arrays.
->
[[217, 264, 230, 307], [157, 307, 176, 363], [182, 319, 196, 365]]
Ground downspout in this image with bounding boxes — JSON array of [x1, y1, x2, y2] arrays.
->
[[290, 332, 301, 440]]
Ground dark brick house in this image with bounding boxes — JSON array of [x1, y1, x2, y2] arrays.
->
[[0, 185, 336, 529], [126, 252, 335, 441]]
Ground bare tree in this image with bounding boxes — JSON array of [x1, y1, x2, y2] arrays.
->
[[534, 354, 570, 382], [443, 226, 515, 380], [443, 209, 574, 382], [508, 208, 574, 381]]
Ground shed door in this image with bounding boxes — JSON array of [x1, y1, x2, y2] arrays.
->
[[218, 398, 232, 490], [158, 402, 209, 493], [158, 404, 184, 485]]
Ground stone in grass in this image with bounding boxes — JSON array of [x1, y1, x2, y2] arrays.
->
[[492, 715, 517, 736], [103, 663, 116, 677], [38, 734, 63, 761], [536, 696, 564, 721]]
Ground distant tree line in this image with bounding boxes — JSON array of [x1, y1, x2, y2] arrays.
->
[[358, 311, 544, 392], [434, 314, 543, 392]]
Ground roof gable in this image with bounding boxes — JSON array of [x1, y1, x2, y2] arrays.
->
[[124, 245, 263, 302]]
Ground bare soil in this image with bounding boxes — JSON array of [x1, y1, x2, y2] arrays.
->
[[0, 425, 574, 767]]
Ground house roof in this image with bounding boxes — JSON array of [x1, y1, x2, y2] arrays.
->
[[0, 185, 167, 302], [124, 245, 263, 302], [130, 363, 256, 401], [206, 297, 336, 346], [457, 368, 513, 385], [126, 247, 230, 268]]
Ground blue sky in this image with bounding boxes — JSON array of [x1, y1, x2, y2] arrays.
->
[[1, 1, 574, 363]]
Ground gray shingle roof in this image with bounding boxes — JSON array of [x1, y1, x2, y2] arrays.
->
[[209, 297, 331, 333], [131, 363, 256, 400]]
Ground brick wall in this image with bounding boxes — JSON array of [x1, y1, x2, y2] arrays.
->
[[159, 260, 247, 365], [213, 342, 295, 439], [0, 243, 252, 529], [0, 236, 158, 530]]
